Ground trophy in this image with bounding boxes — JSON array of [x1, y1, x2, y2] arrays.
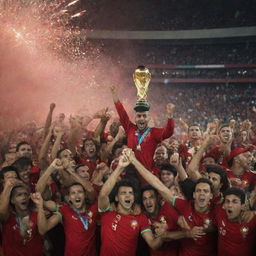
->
[[133, 66, 151, 112]]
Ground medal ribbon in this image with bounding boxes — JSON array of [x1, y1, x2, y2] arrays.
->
[[137, 128, 151, 147], [73, 208, 88, 230]]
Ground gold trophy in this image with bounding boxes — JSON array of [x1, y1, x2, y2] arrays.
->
[[133, 66, 151, 112]]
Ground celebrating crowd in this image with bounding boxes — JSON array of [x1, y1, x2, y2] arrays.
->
[[0, 83, 256, 256]]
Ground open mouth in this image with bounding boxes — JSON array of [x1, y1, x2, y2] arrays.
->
[[75, 198, 81, 203], [125, 199, 131, 204], [227, 209, 233, 215], [199, 198, 205, 203]]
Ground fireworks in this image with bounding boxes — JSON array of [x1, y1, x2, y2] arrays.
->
[[0, 0, 91, 60]]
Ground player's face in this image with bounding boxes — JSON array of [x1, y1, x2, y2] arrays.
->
[[193, 183, 212, 210], [116, 186, 135, 211], [153, 146, 168, 165], [202, 157, 216, 165], [223, 194, 243, 220], [11, 187, 30, 210], [69, 184, 86, 210], [59, 149, 73, 161], [236, 151, 253, 170], [76, 166, 90, 180], [17, 144, 32, 158], [142, 190, 158, 215], [188, 126, 201, 140], [208, 172, 222, 193], [160, 170, 175, 188], [18, 165, 31, 184], [84, 140, 96, 158], [219, 126, 232, 143], [135, 111, 150, 132]]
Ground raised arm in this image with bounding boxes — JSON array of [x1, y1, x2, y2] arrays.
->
[[43, 103, 56, 139], [100, 126, 126, 161], [170, 153, 188, 181], [63, 163, 96, 203], [93, 108, 110, 143], [31, 192, 60, 235], [187, 135, 219, 181], [98, 154, 129, 211], [110, 85, 131, 132], [124, 149, 174, 204], [0, 179, 23, 221], [36, 159, 63, 198], [38, 125, 53, 170], [51, 128, 65, 160]]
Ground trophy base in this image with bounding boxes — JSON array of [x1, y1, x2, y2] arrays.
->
[[134, 100, 150, 112]]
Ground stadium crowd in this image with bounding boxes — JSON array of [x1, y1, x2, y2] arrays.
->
[[0, 81, 256, 256]]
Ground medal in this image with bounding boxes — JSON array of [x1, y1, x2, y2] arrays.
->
[[136, 127, 151, 152]]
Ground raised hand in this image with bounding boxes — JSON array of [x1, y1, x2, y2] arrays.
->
[[30, 192, 43, 208], [50, 103, 56, 111], [166, 103, 175, 119]]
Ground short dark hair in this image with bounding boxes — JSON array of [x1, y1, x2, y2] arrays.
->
[[0, 166, 19, 180], [160, 164, 177, 177], [68, 182, 85, 193], [82, 138, 99, 152], [110, 179, 139, 203], [205, 165, 229, 193], [16, 141, 30, 152], [194, 178, 213, 193], [141, 185, 158, 198], [12, 157, 32, 172], [224, 187, 245, 204]]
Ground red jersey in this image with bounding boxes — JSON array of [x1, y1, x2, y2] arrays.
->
[[115, 101, 174, 171], [214, 204, 256, 256], [225, 169, 256, 191], [2, 211, 43, 256], [76, 156, 99, 178], [100, 211, 150, 256], [172, 198, 216, 256], [204, 145, 228, 167], [148, 202, 179, 256], [59, 203, 99, 256]]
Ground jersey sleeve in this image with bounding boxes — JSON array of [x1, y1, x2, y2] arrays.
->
[[171, 197, 190, 215], [139, 214, 151, 234], [151, 119, 175, 142], [114, 101, 133, 133]]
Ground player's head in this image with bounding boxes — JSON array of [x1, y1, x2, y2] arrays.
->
[[188, 124, 202, 140], [0, 166, 19, 183], [10, 185, 30, 211], [153, 145, 168, 166], [159, 164, 177, 189], [206, 165, 229, 193], [223, 188, 245, 221], [68, 183, 86, 210], [134, 111, 150, 132], [113, 179, 137, 212], [16, 141, 32, 159], [82, 138, 98, 159], [12, 157, 32, 184], [141, 185, 159, 216], [218, 125, 232, 144], [193, 178, 213, 211]]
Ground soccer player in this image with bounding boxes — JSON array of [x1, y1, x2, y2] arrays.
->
[[124, 148, 217, 256], [110, 84, 175, 172], [98, 152, 164, 256], [214, 187, 256, 256]]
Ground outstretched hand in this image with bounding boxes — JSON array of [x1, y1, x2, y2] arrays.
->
[[166, 103, 175, 119], [30, 192, 43, 208]]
